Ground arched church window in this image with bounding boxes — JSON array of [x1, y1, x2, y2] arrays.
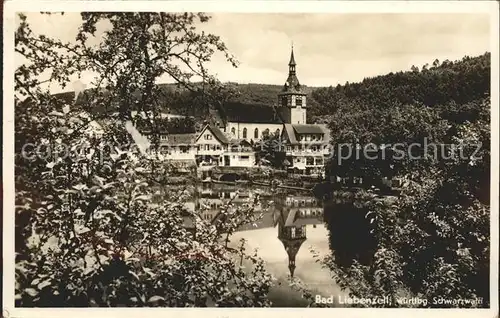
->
[[276, 128, 280, 136], [242, 128, 247, 139], [254, 128, 259, 139], [231, 127, 236, 135]]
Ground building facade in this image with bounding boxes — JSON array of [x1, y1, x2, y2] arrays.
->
[[134, 47, 330, 174]]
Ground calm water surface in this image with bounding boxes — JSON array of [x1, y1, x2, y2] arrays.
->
[[196, 182, 351, 306]]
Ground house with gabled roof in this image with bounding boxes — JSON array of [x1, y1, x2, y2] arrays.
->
[[194, 124, 229, 167], [220, 46, 330, 175], [217, 46, 329, 147], [130, 46, 330, 174], [281, 123, 330, 176], [194, 124, 257, 168]]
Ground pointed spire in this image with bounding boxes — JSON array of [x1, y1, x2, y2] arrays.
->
[[289, 43, 296, 66], [289, 260, 296, 278]]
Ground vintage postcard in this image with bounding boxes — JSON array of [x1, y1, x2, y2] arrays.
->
[[3, 1, 499, 318]]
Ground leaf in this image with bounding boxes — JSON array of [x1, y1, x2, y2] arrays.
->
[[48, 111, 64, 117], [72, 184, 87, 191], [25, 288, 38, 296], [38, 280, 52, 289], [143, 267, 155, 278], [129, 270, 140, 281], [134, 195, 151, 201], [148, 295, 165, 303], [62, 104, 71, 114]]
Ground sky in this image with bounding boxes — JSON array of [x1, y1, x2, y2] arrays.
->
[[18, 12, 491, 93]]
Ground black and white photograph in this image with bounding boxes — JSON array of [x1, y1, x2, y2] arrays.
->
[[3, 1, 499, 317]]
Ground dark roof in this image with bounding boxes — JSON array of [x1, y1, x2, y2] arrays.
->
[[292, 124, 325, 135], [289, 47, 296, 66], [282, 74, 302, 93], [136, 117, 196, 134], [165, 134, 196, 145], [222, 102, 283, 124], [283, 124, 298, 144], [283, 124, 330, 145], [196, 124, 230, 144]]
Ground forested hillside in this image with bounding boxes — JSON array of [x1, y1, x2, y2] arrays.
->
[[317, 52, 491, 307], [309, 53, 490, 122]]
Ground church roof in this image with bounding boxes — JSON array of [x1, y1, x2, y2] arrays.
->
[[165, 133, 196, 145], [283, 124, 330, 145], [289, 47, 296, 66], [282, 46, 303, 93], [282, 75, 302, 93], [222, 102, 283, 124], [196, 124, 230, 144]]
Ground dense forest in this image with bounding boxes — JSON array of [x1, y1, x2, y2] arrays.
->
[[317, 52, 491, 307], [310, 53, 490, 121]]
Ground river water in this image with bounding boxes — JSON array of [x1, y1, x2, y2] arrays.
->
[[195, 182, 355, 307]]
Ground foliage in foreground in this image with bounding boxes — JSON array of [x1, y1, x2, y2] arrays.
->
[[15, 12, 273, 307], [318, 92, 490, 307]]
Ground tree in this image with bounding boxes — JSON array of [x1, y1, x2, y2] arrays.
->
[[254, 131, 286, 170], [15, 12, 273, 307], [318, 98, 490, 307]]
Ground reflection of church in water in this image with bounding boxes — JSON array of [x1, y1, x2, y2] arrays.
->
[[194, 184, 324, 278], [275, 195, 324, 277]]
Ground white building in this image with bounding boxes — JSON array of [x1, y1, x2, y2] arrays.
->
[[217, 47, 309, 142], [131, 46, 330, 174], [281, 123, 330, 176], [194, 124, 257, 168]]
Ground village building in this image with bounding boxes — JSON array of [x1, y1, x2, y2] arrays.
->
[[217, 46, 323, 143], [281, 123, 330, 176], [133, 46, 330, 174], [194, 124, 257, 168], [158, 133, 197, 161]]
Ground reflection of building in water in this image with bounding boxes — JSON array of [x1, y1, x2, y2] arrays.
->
[[196, 186, 263, 222], [277, 195, 324, 277], [283, 195, 324, 225]]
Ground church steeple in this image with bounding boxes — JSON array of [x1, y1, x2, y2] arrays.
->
[[277, 210, 307, 278], [278, 44, 307, 124], [289, 44, 296, 70], [283, 45, 301, 92]]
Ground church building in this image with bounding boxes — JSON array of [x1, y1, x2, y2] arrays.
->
[[219, 46, 313, 142], [136, 46, 331, 175], [216, 46, 331, 175]]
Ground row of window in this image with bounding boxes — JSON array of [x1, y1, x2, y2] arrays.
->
[[299, 209, 322, 217], [230, 127, 281, 139], [281, 96, 304, 107], [198, 144, 223, 151], [299, 134, 324, 142], [287, 145, 326, 152], [286, 198, 318, 206], [293, 157, 324, 165]]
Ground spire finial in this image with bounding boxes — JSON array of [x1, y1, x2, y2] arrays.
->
[[289, 43, 296, 67]]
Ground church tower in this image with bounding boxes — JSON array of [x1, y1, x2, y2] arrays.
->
[[278, 218, 307, 278], [278, 45, 307, 124]]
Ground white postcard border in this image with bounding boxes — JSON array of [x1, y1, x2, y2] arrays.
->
[[3, 1, 499, 318]]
